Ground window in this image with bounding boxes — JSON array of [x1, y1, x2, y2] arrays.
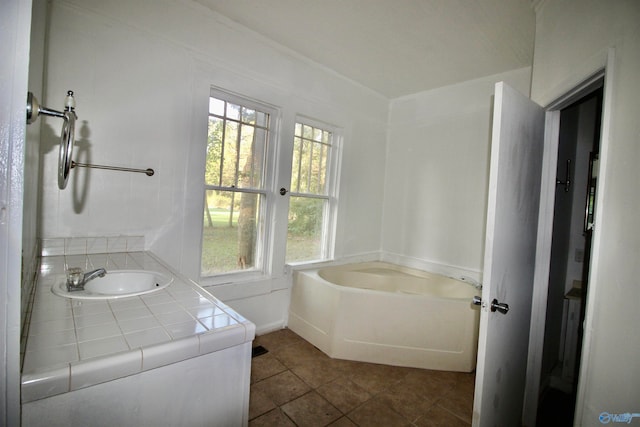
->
[[286, 120, 338, 263], [201, 91, 275, 276], [200, 90, 340, 278]]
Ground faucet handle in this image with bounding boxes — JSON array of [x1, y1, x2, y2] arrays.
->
[[66, 267, 84, 287]]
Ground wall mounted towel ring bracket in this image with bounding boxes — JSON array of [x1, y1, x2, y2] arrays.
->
[[26, 91, 77, 190]]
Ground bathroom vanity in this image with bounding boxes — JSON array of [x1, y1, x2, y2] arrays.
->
[[21, 250, 255, 426]]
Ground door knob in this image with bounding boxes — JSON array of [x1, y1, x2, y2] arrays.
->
[[472, 296, 509, 314], [279, 188, 288, 196], [490, 299, 509, 314]]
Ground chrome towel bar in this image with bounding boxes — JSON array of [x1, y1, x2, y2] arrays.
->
[[71, 161, 155, 176]]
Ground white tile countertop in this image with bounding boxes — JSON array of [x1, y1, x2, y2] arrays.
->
[[21, 251, 255, 403]]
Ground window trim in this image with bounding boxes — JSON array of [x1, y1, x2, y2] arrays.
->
[[285, 115, 342, 265], [200, 87, 281, 284]]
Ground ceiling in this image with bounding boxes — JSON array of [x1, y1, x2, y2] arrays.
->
[[194, 0, 536, 99]]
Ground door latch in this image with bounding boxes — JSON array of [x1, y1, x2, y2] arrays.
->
[[472, 296, 509, 314]]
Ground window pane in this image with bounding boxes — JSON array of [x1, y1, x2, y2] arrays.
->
[[302, 124, 313, 139], [286, 197, 325, 263], [209, 98, 225, 116], [207, 96, 269, 191], [220, 121, 239, 187], [227, 102, 241, 120], [291, 123, 331, 196], [255, 111, 268, 128], [237, 124, 266, 189], [309, 142, 328, 193], [298, 139, 310, 192], [202, 190, 261, 275], [313, 128, 323, 142], [291, 136, 302, 192], [205, 117, 223, 186], [241, 107, 255, 125]]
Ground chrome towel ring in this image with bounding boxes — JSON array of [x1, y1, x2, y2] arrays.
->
[[27, 91, 77, 189]]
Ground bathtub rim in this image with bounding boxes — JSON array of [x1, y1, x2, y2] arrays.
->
[[287, 253, 482, 289], [292, 260, 481, 301]]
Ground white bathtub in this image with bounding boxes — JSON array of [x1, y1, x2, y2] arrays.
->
[[288, 262, 480, 372]]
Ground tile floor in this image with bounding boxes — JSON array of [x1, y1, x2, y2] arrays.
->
[[249, 329, 475, 427]]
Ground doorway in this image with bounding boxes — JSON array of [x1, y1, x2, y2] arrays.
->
[[536, 82, 604, 426]]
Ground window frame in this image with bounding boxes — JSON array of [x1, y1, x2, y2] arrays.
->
[[285, 116, 342, 265], [200, 87, 281, 283]]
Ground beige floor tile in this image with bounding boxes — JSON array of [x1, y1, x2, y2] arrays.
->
[[328, 416, 358, 427], [348, 362, 410, 394], [249, 387, 277, 420], [375, 386, 434, 423], [395, 369, 460, 408], [281, 391, 342, 427], [249, 408, 296, 427], [251, 353, 288, 383], [289, 357, 342, 388], [414, 404, 471, 427], [347, 399, 413, 427], [316, 377, 371, 414], [251, 370, 311, 406], [253, 328, 305, 352], [250, 329, 476, 427], [436, 381, 474, 424], [271, 339, 327, 369]]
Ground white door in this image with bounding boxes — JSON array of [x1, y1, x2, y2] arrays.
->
[[472, 82, 545, 426]]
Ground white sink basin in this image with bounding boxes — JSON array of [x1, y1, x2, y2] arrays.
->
[[52, 270, 173, 300]]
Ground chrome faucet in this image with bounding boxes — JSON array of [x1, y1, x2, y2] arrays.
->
[[66, 268, 107, 292]]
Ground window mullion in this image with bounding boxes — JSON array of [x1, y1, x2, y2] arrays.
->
[[218, 115, 226, 188], [234, 121, 242, 188], [295, 139, 303, 193], [250, 126, 257, 188], [306, 139, 313, 192], [317, 143, 325, 193]]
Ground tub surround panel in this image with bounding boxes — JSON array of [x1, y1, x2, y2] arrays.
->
[[21, 251, 255, 404], [289, 262, 480, 372]]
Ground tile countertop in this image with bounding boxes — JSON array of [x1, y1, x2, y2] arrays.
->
[[21, 251, 256, 403]]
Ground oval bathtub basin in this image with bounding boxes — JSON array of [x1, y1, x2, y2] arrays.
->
[[319, 267, 476, 298], [52, 270, 173, 300]]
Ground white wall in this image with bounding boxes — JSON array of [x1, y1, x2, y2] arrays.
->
[[1, 0, 33, 423], [22, 0, 47, 343], [382, 67, 531, 280], [42, 0, 388, 332], [532, 1, 640, 425]]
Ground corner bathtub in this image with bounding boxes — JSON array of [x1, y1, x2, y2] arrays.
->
[[288, 262, 480, 372]]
